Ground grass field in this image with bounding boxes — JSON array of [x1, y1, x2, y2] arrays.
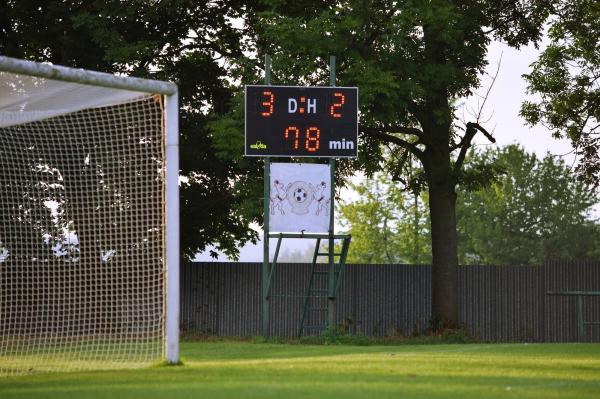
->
[[1, 341, 600, 398]]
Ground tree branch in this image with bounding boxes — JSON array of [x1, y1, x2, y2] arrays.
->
[[365, 125, 425, 141], [362, 127, 425, 160], [454, 122, 496, 172], [477, 53, 502, 122]]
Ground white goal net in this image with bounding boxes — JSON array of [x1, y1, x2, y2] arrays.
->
[[0, 58, 179, 375]]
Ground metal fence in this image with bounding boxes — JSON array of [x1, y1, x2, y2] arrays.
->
[[180, 260, 600, 342]]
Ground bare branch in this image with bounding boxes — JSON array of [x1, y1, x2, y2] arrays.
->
[[477, 52, 502, 122], [452, 54, 502, 172]]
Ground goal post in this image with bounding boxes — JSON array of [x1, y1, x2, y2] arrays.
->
[[165, 89, 180, 365], [0, 56, 179, 374]]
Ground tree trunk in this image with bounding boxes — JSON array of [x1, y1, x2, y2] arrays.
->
[[421, 102, 459, 329], [419, 19, 460, 330], [428, 171, 459, 329]]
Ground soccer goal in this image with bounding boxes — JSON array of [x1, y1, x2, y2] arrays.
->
[[0, 57, 179, 375]]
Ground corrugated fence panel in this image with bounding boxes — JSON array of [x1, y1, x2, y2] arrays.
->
[[270, 263, 311, 337], [545, 260, 600, 342], [180, 261, 600, 341], [460, 265, 493, 340], [180, 263, 261, 336], [493, 265, 543, 342]]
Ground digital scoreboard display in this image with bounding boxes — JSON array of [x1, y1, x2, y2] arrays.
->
[[245, 85, 358, 158]]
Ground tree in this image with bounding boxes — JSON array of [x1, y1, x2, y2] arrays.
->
[[277, 246, 316, 263], [0, 0, 260, 259], [338, 145, 600, 265], [521, 0, 600, 186], [457, 145, 600, 264], [338, 174, 431, 264], [235, 0, 552, 327]]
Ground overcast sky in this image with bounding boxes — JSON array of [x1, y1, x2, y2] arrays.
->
[[197, 39, 575, 262]]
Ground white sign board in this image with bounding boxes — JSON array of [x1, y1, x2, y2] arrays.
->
[[269, 163, 331, 233]]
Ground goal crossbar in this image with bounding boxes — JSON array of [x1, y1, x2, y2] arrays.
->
[[0, 56, 177, 95]]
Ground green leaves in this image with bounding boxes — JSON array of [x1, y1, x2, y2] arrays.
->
[[521, 0, 600, 186], [0, 0, 264, 260], [457, 145, 600, 264], [340, 145, 600, 265], [338, 173, 432, 264]]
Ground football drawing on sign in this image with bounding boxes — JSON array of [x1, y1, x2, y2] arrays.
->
[[270, 179, 286, 215], [269, 163, 331, 233], [313, 181, 330, 216], [286, 181, 314, 215]]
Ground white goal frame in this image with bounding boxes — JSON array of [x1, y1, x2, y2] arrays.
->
[[0, 56, 180, 364]]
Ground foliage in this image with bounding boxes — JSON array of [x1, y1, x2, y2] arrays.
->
[[521, 0, 600, 186], [277, 246, 316, 263], [457, 145, 600, 264], [338, 173, 431, 264], [0, 0, 260, 259], [315, 326, 474, 345], [339, 145, 600, 265], [243, 0, 551, 178], [319, 326, 372, 346]]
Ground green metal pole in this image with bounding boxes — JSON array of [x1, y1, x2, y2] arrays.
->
[[577, 295, 585, 340], [327, 55, 337, 330], [265, 54, 271, 87], [329, 55, 336, 87], [262, 54, 271, 339]]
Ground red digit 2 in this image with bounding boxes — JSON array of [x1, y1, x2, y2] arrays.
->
[[330, 92, 345, 118]]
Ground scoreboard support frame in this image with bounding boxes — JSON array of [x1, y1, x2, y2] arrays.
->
[[327, 55, 337, 331], [260, 55, 348, 339], [262, 55, 272, 338]]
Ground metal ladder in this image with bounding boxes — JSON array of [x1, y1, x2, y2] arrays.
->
[[298, 236, 351, 336]]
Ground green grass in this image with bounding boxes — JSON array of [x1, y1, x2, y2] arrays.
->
[[1, 341, 600, 398]]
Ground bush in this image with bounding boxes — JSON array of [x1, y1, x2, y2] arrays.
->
[[182, 326, 478, 346]]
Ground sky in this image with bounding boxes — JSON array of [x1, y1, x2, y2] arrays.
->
[[196, 39, 575, 262]]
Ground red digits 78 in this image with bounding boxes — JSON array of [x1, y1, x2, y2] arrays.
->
[[284, 126, 320, 152]]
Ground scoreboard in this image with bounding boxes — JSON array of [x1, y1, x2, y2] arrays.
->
[[245, 85, 358, 158]]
